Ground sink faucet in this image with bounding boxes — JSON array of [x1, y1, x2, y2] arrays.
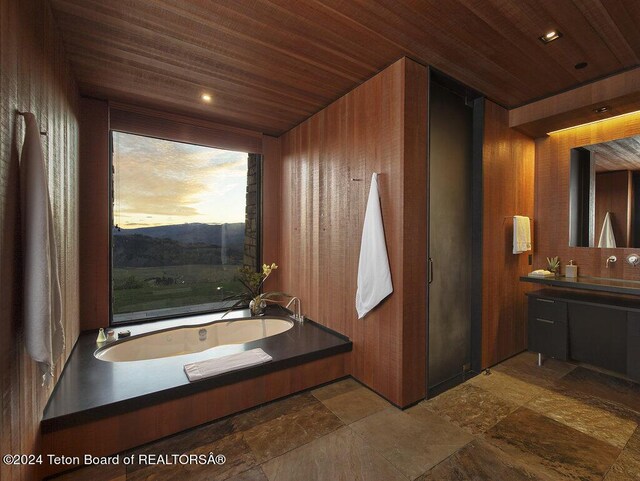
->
[[285, 297, 304, 323], [606, 255, 617, 268]]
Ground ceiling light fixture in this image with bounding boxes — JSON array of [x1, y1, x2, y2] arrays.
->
[[539, 30, 562, 44], [201, 93, 212, 103], [547, 109, 640, 135]]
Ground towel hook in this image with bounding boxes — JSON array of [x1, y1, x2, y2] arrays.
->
[[16, 110, 48, 136]]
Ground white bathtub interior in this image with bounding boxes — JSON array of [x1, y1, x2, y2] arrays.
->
[[95, 317, 294, 362]]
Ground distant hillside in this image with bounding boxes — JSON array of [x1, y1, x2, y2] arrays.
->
[[113, 223, 245, 268], [114, 222, 245, 246]]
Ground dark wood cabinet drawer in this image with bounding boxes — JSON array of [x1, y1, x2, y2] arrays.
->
[[528, 301, 568, 361], [530, 296, 567, 322]]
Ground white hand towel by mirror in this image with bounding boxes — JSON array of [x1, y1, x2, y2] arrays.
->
[[356, 173, 393, 319], [184, 348, 272, 381], [20, 113, 64, 385], [512, 215, 531, 254], [598, 212, 617, 248]]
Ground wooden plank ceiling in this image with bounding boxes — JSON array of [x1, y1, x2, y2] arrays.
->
[[583, 135, 640, 172], [49, 0, 640, 136]]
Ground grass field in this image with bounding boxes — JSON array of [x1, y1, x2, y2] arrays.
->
[[112, 264, 244, 315]]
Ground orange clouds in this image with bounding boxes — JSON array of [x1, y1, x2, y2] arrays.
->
[[112, 132, 248, 227]]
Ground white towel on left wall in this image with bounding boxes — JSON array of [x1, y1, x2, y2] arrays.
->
[[20, 113, 64, 385], [356, 173, 393, 319]]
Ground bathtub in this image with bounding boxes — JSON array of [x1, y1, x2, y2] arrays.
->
[[95, 317, 294, 362]]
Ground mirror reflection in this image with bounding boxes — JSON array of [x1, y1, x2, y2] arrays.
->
[[569, 135, 640, 248]]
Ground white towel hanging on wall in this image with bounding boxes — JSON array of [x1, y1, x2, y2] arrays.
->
[[513, 215, 532, 254], [19, 112, 65, 385], [356, 173, 393, 319]]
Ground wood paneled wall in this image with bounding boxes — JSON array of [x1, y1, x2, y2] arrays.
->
[[79, 98, 110, 330], [261, 135, 282, 292], [0, 0, 80, 480], [481, 101, 535, 368], [277, 58, 428, 407], [535, 111, 640, 280]]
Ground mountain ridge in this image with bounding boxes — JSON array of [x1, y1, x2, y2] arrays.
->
[[113, 222, 246, 268], [114, 222, 245, 245]]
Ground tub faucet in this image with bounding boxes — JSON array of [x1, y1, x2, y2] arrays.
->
[[606, 255, 617, 268], [285, 297, 304, 323]]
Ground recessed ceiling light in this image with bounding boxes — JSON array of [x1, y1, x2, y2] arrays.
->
[[539, 30, 562, 44], [593, 106, 609, 114], [201, 93, 212, 103]]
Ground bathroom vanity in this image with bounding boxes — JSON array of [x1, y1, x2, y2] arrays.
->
[[521, 276, 640, 382], [519, 129, 640, 382]]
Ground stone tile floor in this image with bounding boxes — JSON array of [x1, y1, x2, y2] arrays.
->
[[51, 352, 640, 480]]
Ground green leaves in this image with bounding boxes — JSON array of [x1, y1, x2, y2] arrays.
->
[[221, 262, 288, 307], [546, 256, 560, 272]]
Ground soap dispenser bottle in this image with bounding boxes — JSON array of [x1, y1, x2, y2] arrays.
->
[[565, 260, 578, 278], [96, 328, 107, 344]]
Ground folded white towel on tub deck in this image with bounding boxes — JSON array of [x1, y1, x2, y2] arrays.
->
[[20, 113, 64, 385], [184, 348, 272, 382], [356, 173, 393, 319]]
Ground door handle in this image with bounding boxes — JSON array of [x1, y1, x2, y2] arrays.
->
[[536, 298, 555, 304], [428, 258, 433, 284], [536, 318, 555, 324]]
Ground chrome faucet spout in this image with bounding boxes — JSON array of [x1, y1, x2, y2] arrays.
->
[[285, 296, 304, 323]]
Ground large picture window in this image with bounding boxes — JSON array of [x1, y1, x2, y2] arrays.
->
[[110, 131, 260, 323]]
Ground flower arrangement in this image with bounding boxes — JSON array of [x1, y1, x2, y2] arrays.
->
[[226, 263, 288, 316]]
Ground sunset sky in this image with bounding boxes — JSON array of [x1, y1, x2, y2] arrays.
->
[[112, 132, 248, 228]]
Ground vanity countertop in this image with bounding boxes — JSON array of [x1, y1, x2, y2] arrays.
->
[[520, 275, 640, 296]]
